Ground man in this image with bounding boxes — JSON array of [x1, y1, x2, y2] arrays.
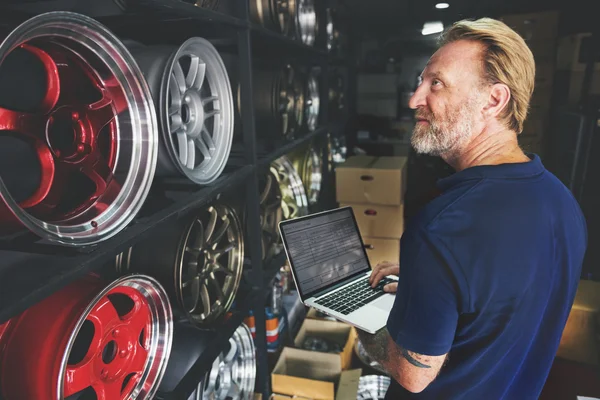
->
[[358, 18, 587, 399]]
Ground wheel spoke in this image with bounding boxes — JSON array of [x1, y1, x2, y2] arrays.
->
[[171, 113, 183, 133], [185, 276, 201, 313], [86, 97, 118, 135], [87, 296, 121, 336], [0, 107, 46, 138], [64, 359, 95, 397], [20, 44, 61, 113], [215, 243, 236, 258], [186, 137, 196, 169], [200, 281, 211, 317], [209, 272, 225, 303], [79, 150, 117, 200], [214, 263, 234, 276], [101, 75, 129, 116], [173, 61, 187, 94], [130, 342, 149, 373], [204, 207, 218, 244], [202, 126, 216, 152], [201, 95, 219, 106], [93, 379, 123, 400], [193, 61, 206, 91], [194, 137, 211, 160], [210, 216, 230, 246], [176, 131, 188, 166], [122, 302, 151, 338], [204, 109, 220, 120]]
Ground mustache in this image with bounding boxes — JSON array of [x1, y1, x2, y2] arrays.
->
[[415, 109, 433, 120]]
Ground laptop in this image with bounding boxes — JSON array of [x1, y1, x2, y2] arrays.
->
[[278, 206, 397, 333]]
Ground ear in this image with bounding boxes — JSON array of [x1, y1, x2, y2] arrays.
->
[[482, 83, 511, 118]]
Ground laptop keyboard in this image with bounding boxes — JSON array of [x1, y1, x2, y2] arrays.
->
[[314, 276, 395, 315]]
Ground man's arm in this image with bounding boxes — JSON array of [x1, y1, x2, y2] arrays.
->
[[356, 328, 447, 393]]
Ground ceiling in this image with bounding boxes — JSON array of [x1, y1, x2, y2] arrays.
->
[[340, 0, 593, 39]]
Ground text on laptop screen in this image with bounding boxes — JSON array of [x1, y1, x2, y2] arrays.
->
[[280, 208, 370, 295]]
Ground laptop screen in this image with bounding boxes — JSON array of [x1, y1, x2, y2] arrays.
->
[[279, 207, 371, 299]]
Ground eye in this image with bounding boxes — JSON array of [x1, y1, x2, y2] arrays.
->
[[432, 79, 442, 87]]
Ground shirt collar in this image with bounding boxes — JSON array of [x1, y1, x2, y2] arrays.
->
[[437, 154, 545, 191]]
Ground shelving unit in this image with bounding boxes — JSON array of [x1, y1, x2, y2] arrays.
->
[[0, 0, 351, 399]]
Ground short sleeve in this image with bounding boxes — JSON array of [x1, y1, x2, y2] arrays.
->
[[386, 228, 462, 356]]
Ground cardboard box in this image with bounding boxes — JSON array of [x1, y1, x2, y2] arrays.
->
[[336, 156, 408, 206], [363, 237, 401, 267], [501, 11, 559, 42], [557, 280, 600, 365], [271, 347, 361, 400], [293, 318, 357, 371], [341, 203, 404, 239]]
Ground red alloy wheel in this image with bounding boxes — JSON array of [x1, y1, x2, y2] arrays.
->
[[1, 42, 123, 219], [0, 12, 158, 245], [0, 275, 173, 400]]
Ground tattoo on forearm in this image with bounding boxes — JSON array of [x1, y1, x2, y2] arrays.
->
[[401, 348, 431, 369], [356, 328, 391, 365]]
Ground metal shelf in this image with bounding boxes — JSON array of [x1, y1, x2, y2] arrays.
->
[[258, 126, 330, 167], [131, 0, 248, 28], [156, 285, 262, 400], [0, 165, 254, 324]]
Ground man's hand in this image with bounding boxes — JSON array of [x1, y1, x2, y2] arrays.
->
[[369, 261, 399, 293]]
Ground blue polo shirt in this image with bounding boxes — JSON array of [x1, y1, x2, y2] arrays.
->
[[385, 155, 587, 399]]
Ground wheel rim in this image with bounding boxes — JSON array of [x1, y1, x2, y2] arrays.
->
[[357, 375, 391, 400], [271, 156, 308, 219], [327, 133, 347, 172], [250, 0, 295, 35], [326, 9, 335, 52], [258, 170, 283, 260], [296, 0, 317, 46], [199, 323, 256, 400], [0, 275, 173, 400], [280, 65, 303, 139], [160, 38, 233, 184], [0, 12, 157, 245], [354, 339, 387, 375], [305, 72, 320, 131], [177, 205, 244, 325], [290, 144, 322, 206]]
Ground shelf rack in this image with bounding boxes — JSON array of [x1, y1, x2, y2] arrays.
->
[[0, 0, 351, 398]]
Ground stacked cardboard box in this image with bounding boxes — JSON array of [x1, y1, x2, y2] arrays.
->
[[335, 156, 407, 267], [501, 11, 560, 156], [271, 319, 361, 399]]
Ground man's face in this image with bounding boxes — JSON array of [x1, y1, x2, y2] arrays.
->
[[409, 40, 489, 156]]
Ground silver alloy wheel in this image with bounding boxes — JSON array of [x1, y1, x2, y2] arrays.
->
[[282, 64, 304, 138], [357, 375, 391, 400], [0, 12, 158, 245], [162, 38, 233, 184], [197, 323, 256, 400], [305, 71, 320, 131], [259, 170, 284, 260], [271, 156, 308, 219], [178, 205, 244, 325], [354, 340, 387, 375], [290, 144, 322, 206], [295, 0, 317, 46]]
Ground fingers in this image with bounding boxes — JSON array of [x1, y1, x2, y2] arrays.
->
[[383, 282, 398, 293], [369, 261, 400, 287]]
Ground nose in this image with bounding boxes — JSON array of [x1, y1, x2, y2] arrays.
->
[[409, 85, 427, 110]]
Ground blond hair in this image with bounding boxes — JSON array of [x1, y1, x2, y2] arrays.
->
[[439, 18, 535, 134]]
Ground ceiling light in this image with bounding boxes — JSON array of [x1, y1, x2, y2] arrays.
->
[[422, 21, 444, 35], [435, 2, 450, 9]]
